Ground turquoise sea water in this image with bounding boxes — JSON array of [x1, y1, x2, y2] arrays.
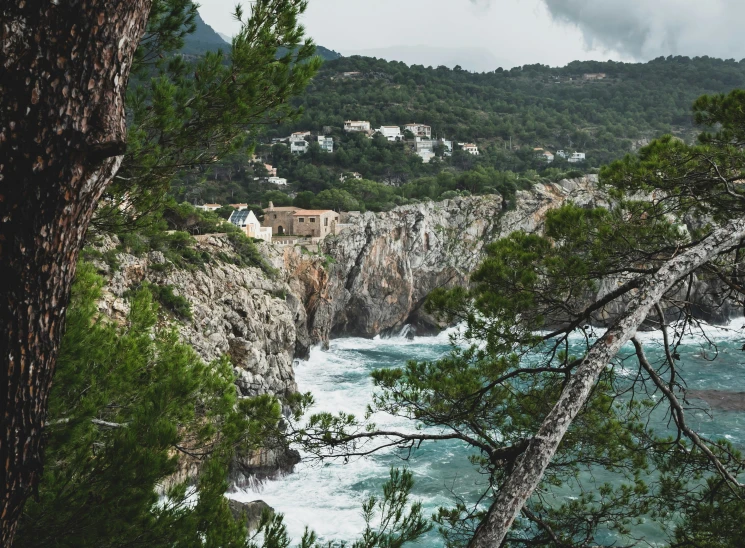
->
[[232, 322, 745, 546]]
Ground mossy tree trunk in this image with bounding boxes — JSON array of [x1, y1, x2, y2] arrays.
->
[[0, 1, 151, 542]]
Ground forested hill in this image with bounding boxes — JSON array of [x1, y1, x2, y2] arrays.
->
[[276, 55, 745, 167]]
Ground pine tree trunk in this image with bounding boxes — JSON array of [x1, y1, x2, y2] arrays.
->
[[468, 217, 745, 547], [0, 1, 151, 543]]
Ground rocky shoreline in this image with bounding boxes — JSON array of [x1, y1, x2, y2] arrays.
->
[[91, 176, 742, 486]]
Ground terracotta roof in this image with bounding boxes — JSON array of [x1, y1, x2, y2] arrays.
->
[[202, 203, 221, 207], [293, 209, 335, 216]]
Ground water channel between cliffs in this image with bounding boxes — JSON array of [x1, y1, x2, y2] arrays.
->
[[231, 322, 745, 546]]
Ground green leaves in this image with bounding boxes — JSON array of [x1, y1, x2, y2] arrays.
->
[[15, 264, 283, 548], [95, 0, 320, 234]]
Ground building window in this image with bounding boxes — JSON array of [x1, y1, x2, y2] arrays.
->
[[310, 217, 316, 223], [298, 218, 304, 223], [324, 218, 328, 226], [273, 214, 277, 219]]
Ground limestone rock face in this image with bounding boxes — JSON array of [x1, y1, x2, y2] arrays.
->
[[280, 195, 504, 344], [97, 235, 300, 402]]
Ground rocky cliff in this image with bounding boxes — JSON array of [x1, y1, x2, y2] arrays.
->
[[91, 176, 738, 483], [279, 194, 504, 346]]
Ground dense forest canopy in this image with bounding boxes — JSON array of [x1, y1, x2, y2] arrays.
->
[[279, 55, 745, 166]]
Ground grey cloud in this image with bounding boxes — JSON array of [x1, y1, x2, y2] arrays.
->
[[542, 0, 745, 60]]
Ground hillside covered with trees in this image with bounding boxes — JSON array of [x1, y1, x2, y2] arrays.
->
[[176, 55, 745, 213]]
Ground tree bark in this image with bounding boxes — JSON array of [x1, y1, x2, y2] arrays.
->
[[0, 1, 151, 543], [468, 216, 745, 548]]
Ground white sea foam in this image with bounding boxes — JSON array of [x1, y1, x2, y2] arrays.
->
[[229, 320, 745, 545], [231, 329, 457, 543]]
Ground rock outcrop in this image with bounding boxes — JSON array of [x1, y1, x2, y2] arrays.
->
[[278, 194, 504, 345], [97, 235, 301, 402]]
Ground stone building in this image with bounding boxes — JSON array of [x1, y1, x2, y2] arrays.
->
[[292, 209, 339, 238], [262, 203, 300, 236], [262, 202, 340, 238]]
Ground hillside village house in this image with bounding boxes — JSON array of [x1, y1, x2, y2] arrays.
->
[[266, 176, 288, 186], [534, 148, 555, 162], [340, 171, 362, 182], [344, 120, 371, 132], [228, 209, 272, 243], [377, 126, 403, 141], [568, 152, 586, 163], [404, 123, 432, 138], [318, 135, 334, 152], [583, 73, 607, 80], [290, 139, 308, 154], [264, 163, 277, 177], [197, 203, 221, 212], [460, 143, 480, 155], [230, 203, 249, 211], [262, 202, 340, 239]]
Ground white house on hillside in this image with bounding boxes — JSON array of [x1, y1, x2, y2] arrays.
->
[[197, 203, 221, 212], [418, 150, 435, 163], [344, 120, 371, 132], [290, 140, 308, 154], [460, 143, 479, 155], [318, 135, 334, 153], [534, 148, 554, 162], [568, 152, 586, 163], [404, 123, 431, 138], [377, 126, 402, 141], [266, 176, 288, 186], [229, 209, 272, 243]]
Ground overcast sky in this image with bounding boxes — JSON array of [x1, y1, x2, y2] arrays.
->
[[199, 0, 745, 71]]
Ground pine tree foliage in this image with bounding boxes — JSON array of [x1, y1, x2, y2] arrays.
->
[[94, 0, 321, 233], [14, 263, 284, 547]]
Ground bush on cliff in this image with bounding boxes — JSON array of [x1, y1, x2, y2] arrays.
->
[[14, 264, 285, 547]]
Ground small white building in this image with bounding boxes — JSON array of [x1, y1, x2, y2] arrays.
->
[[438, 139, 453, 155], [568, 152, 586, 163], [418, 150, 435, 163], [229, 203, 249, 211], [534, 148, 554, 162], [197, 203, 221, 212], [344, 120, 371, 132], [266, 176, 288, 186], [556, 150, 568, 159], [460, 143, 479, 155], [415, 140, 435, 152], [404, 123, 432, 138], [229, 209, 272, 243], [290, 140, 309, 154], [339, 172, 362, 182], [290, 131, 311, 141], [377, 126, 402, 141], [318, 135, 334, 153]]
